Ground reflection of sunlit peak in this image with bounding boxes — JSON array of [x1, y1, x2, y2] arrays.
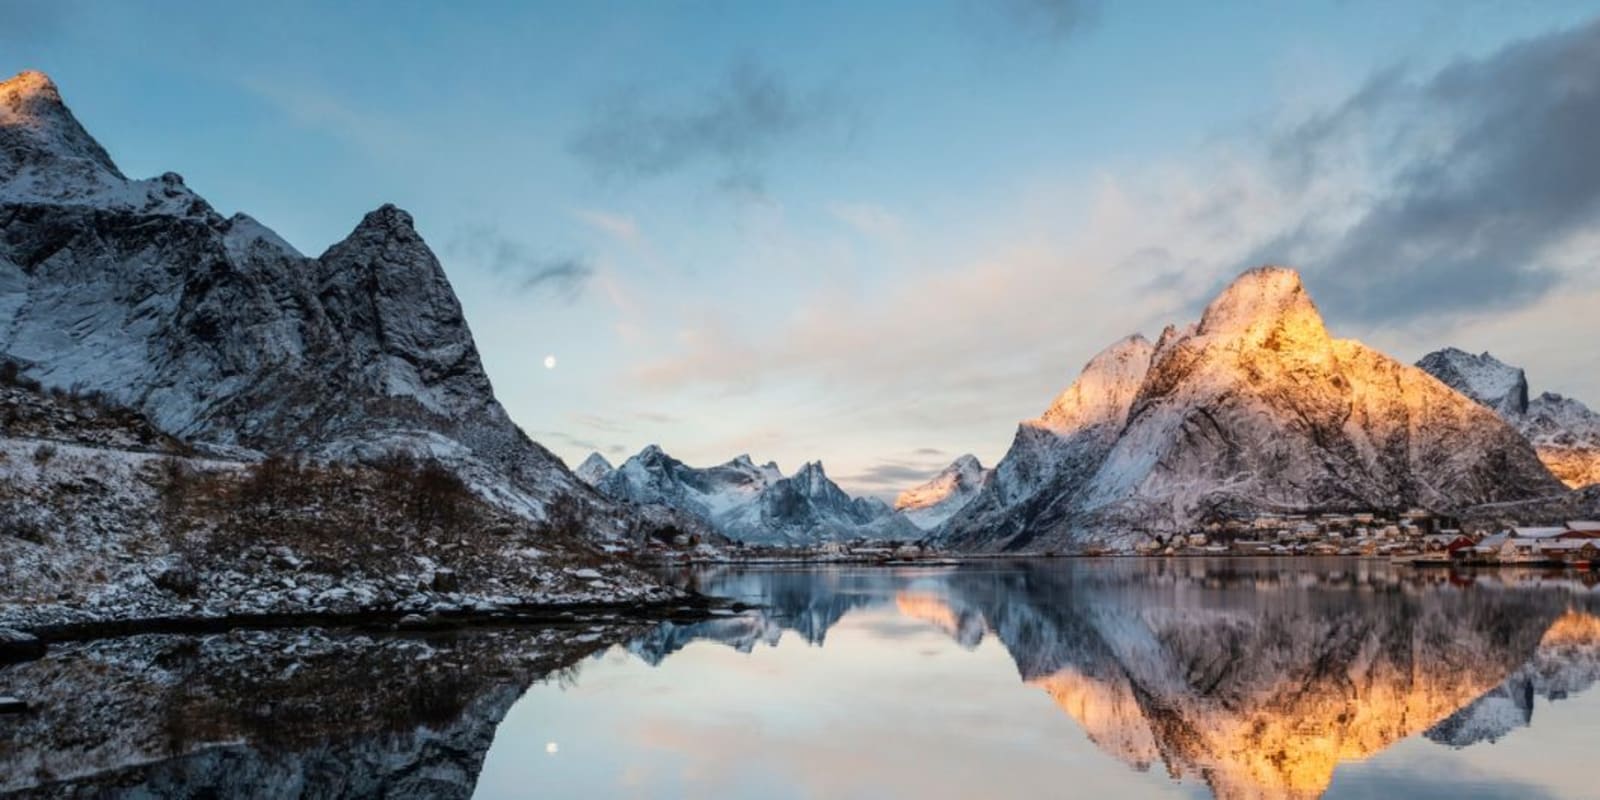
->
[[1540, 610, 1600, 647], [893, 591, 960, 635], [1028, 669, 1161, 771]]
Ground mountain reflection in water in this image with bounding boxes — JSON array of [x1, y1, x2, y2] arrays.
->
[[4, 560, 1599, 799], [589, 560, 1600, 800]]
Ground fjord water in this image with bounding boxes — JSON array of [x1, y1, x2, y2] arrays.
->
[[479, 560, 1600, 800], [5, 560, 1598, 798]]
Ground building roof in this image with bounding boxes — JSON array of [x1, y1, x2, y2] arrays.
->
[[1568, 520, 1600, 532], [1514, 527, 1570, 539], [1537, 539, 1598, 551]]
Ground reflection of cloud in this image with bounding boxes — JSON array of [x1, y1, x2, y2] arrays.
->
[[568, 61, 854, 190], [449, 226, 594, 300]]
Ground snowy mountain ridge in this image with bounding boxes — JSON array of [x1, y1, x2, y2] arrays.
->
[[894, 454, 990, 531], [1416, 348, 1600, 489], [590, 445, 919, 545]]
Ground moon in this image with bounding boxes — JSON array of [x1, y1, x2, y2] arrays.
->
[[543, 355, 557, 370]]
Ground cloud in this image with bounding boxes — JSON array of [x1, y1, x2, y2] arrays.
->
[[829, 203, 906, 242], [1257, 19, 1600, 323], [989, 0, 1101, 43], [568, 61, 854, 189], [836, 451, 967, 499], [574, 209, 640, 244], [243, 77, 418, 158], [449, 226, 594, 300], [536, 430, 625, 457]]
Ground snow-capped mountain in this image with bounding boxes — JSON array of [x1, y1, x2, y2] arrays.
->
[[0, 70, 631, 531], [574, 452, 615, 485], [941, 267, 1564, 552], [894, 454, 990, 530], [1417, 348, 1600, 488], [594, 445, 919, 545]]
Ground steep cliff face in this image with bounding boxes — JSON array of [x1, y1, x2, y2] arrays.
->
[[1417, 348, 1600, 488], [943, 267, 1563, 552], [595, 445, 917, 545], [0, 70, 617, 529], [938, 335, 1155, 550]]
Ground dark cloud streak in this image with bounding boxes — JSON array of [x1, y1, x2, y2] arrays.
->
[[450, 227, 594, 301], [1259, 19, 1600, 323], [568, 61, 854, 190]]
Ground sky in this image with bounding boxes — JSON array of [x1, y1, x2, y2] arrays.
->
[[8, 0, 1600, 499]]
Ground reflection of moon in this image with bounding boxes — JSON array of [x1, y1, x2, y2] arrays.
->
[[543, 355, 557, 370]]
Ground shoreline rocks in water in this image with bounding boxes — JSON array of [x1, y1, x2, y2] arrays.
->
[[0, 628, 45, 663]]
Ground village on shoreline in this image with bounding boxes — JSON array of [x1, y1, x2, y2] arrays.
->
[[635, 508, 1600, 570]]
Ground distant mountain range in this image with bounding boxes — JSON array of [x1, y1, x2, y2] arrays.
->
[[937, 267, 1565, 552], [1416, 348, 1600, 489], [576, 445, 920, 545]]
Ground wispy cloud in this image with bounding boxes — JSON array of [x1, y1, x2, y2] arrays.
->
[[568, 61, 856, 191], [574, 209, 641, 244], [988, 0, 1101, 43], [829, 203, 906, 243], [449, 226, 594, 300], [243, 76, 418, 158], [537, 430, 626, 458]]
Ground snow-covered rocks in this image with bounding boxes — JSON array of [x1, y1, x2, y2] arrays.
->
[[1417, 348, 1600, 488], [574, 452, 615, 485], [894, 454, 990, 530], [941, 266, 1564, 552], [594, 445, 918, 545], [1415, 348, 1530, 416]]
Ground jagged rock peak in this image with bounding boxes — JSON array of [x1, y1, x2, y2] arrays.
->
[[1, 69, 122, 178], [1416, 347, 1529, 416], [575, 452, 615, 486], [356, 203, 418, 233], [1197, 265, 1325, 339]]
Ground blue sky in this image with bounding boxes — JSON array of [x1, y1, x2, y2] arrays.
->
[[10, 0, 1600, 498]]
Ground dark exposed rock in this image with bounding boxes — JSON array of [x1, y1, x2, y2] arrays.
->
[[0, 627, 45, 663]]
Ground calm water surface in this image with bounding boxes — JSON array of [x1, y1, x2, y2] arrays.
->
[[479, 559, 1600, 800], [4, 558, 1598, 799]]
